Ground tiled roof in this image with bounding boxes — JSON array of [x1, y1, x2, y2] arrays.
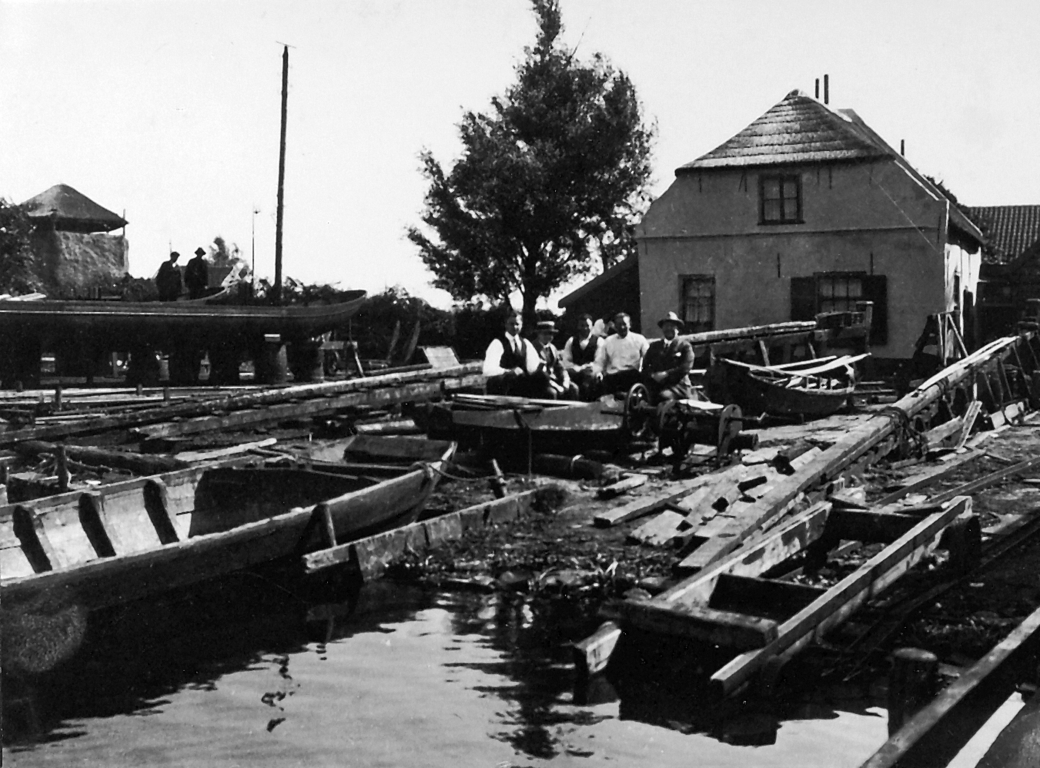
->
[[21, 184, 127, 233], [964, 206, 1040, 264], [679, 90, 888, 170]]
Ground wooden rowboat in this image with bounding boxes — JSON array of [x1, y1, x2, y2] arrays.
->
[[0, 290, 367, 348], [705, 355, 864, 418], [0, 435, 455, 616]]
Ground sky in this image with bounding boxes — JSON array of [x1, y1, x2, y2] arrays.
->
[[3, 0, 1039, 308]]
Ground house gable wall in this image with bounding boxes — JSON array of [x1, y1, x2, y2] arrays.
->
[[636, 158, 975, 359]]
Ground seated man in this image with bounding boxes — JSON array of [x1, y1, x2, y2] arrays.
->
[[561, 313, 600, 400], [482, 311, 539, 396], [642, 311, 695, 402], [592, 311, 649, 395], [531, 320, 578, 400]]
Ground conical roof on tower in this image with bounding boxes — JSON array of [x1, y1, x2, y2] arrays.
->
[[20, 184, 127, 233]]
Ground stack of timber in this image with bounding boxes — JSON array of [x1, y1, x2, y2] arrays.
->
[[0, 362, 484, 445], [574, 327, 1040, 694], [0, 435, 456, 620]]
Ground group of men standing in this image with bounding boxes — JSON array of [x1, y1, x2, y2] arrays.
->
[[482, 310, 695, 404], [156, 248, 210, 301]]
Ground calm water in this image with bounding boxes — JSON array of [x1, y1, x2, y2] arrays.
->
[[3, 575, 888, 767]]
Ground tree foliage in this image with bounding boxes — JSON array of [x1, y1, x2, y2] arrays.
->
[[0, 199, 42, 294], [407, 0, 654, 324]]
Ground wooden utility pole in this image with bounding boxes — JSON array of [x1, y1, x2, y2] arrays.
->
[[273, 45, 289, 305]]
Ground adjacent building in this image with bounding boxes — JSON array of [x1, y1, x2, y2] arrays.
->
[[21, 183, 129, 296], [964, 205, 1040, 340]]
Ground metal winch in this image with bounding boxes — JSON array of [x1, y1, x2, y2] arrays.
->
[[621, 383, 758, 466]]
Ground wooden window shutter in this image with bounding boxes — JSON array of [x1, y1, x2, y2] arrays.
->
[[790, 276, 816, 321], [863, 275, 888, 345]]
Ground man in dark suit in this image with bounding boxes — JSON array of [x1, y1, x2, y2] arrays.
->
[[642, 311, 695, 401]]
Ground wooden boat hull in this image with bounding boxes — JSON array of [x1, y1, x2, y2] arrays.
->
[[0, 436, 454, 614], [0, 291, 367, 348], [423, 398, 625, 453], [706, 357, 855, 418]]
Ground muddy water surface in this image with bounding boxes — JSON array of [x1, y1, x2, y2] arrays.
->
[[3, 579, 887, 767]]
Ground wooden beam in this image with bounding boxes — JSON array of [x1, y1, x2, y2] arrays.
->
[[708, 573, 826, 617], [621, 599, 779, 650], [591, 472, 731, 528], [302, 487, 549, 576], [709, 497, 971, 697], [15, 440, 188, 475], [873, 451, 983, 506]]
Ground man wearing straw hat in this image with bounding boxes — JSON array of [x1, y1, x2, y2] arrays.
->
[[531, 319, 578, 400], [642, 311, 695, 401]]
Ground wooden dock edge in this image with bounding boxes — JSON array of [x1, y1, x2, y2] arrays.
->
[[859, 602, 1040, 768], [302, 485, 556, 577]]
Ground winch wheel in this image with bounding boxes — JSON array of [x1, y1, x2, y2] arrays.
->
[[623, 382, 652, 439]]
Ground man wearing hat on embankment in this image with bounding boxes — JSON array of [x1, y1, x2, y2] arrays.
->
[[642, 311, 695, 402], [184, 247, 210, 300], [156, 251, 182, 301], [531, 319, 578, 400]]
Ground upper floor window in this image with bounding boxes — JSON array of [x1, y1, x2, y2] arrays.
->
[[759, 174, 802, 224]]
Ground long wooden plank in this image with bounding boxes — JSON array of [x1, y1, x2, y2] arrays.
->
[[591, 471, 735, 528], [859, 603, 1040, 768], [133, 375, 484, 439], [302, 487, 547, 575], [709, 497, 971, 697], [873, 450, 983, 506]]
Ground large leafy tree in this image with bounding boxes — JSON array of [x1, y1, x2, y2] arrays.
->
[[0, 199, 41, 294], [408, 0, 654, 324]]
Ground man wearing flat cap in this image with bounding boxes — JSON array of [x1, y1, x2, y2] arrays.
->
[[156, 251, 183, 301], [184, 247, 210, 300], [531, 320, 578, 400], [642, 311, 695, 401]]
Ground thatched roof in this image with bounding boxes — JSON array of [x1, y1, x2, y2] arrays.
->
[[21, 184, 127, 233], [679, 90, 888, 170], [677, 89, 983, 247]]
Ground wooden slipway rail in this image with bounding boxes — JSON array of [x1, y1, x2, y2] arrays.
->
[[574, 328, 1040, 688], [0, 363, 484, 446]]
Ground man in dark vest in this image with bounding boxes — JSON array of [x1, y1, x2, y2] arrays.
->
[[562, 313, 600, 400], [642, 311, 695, 402], [531, 320, 578, 400], [482, 310, 538, 396], [184, 247, 210, 299], [156, 252, 182, 301]]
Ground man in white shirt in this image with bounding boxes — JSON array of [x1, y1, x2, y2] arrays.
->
[[592, 312, 649, 394], [482, 311, 539, 396]]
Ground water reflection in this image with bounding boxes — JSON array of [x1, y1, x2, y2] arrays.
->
[[3, 572, 888, 766]]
